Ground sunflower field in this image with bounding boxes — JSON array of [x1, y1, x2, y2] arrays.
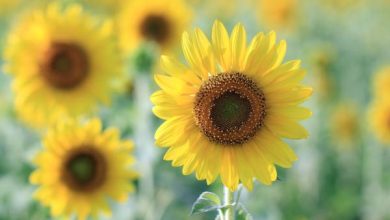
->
[[0, 0, 389, 220]]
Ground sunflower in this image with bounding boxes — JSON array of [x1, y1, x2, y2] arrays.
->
[[3, 3, 123, 127], [370, 68, 390, 143], [152, 21, 312, 191], [257, 0, 298, 30], [30, 118, 137, 220], [369, 99, 390, 144], [373, 67, 390, 99], [117, 0, 192, 54]]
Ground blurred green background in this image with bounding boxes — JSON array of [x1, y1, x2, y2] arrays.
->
[[0, 0, 390, 219]]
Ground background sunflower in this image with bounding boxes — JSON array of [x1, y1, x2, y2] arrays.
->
[[117, 0, 192, 54], [3, 3, 124, 127], [30, 118, 137, 219]]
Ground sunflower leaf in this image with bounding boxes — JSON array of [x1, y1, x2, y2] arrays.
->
[[190, 192, 222, 215], [236, 203, 253, 220]]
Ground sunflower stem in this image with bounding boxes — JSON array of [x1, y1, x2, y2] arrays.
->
[[223, 186, 234, 220], [362, 138, 384, 219], [234, 184, 243, 209], [134, 73, 157, 220]]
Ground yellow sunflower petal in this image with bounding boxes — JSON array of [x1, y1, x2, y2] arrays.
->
[[212, 20, 231, 71], [193, 28, 216, 74], [266, 116, 309, 139], [255, 129, 298, 167], [160, 55, 201, 85], [154, 74, 198, 95], [155, 116, 194, 147], [268, 106, 312, 120], [230, 23, 247, 71], [220, 147, 240, 191]]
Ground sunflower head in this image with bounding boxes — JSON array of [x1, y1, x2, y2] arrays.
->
[[152, 21, 312, 191], [30, 118, 138, 219], [117, 0, 192, 54], [3, 3, 124, 127]]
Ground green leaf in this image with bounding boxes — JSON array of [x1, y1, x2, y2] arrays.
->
[[236, 204, 253, 220], [190, 192, 222, 215], [220, 203, 235, 211]]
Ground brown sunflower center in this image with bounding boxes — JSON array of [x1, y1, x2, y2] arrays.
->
[[194, 73, 267, 145], [140, 14, 171, 44], [41, 42, 89, 89], [61, 147, 106, 192]]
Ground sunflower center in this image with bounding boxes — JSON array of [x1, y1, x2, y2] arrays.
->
[[140, 14, 170, 44], [41, 42, 89, 90], [211, 92, 251, 129], [62, 147, 106, 192], [194, 73, 267, 145]]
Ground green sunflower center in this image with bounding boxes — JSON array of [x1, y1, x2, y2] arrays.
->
[[140, 14, 171, 44], [68, 154, 95, 184], [41, 42, 89, 90], [211, 92, 251, 130], [194, 73, 267, 145], [62, 147, 106, 192]]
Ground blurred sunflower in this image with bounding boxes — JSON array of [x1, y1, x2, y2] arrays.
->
[[30, 118, 137, 220], [3, 3, 123, 127], [117, 0, 192, 54], [331, 103, 360, 145], [373, 67, 390, 98], [369, 100, 390, 144], [257, 0, 298, 31], [152, 21, 312, 191]]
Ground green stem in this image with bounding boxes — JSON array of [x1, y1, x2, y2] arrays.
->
[[234, 184, 243, 209], [134, 74, 156, 220], [217, 209, 225, 220], [223, 186, 234, 220]]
